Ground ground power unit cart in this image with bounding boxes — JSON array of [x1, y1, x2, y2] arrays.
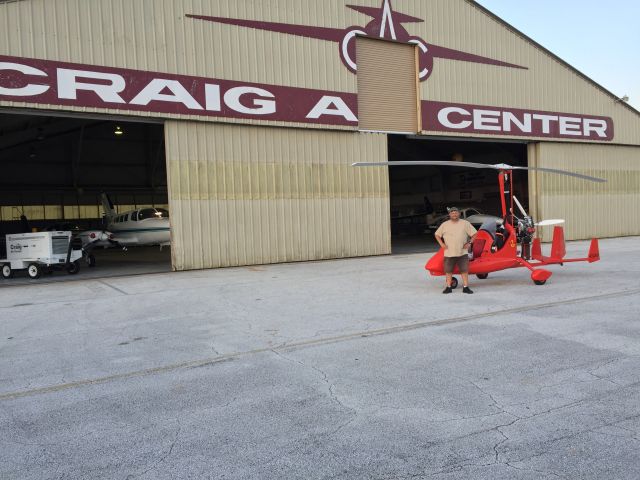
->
[[1, 231, 83, 279]]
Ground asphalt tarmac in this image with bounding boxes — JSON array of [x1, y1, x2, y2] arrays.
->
[[1, 236, 639, 479]]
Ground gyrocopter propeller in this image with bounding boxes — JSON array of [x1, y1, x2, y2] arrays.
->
[[352, 160, 605, 286]]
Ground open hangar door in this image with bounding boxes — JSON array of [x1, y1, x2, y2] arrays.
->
[[387, 135, 528, 253], [0, 110, 170, 283]]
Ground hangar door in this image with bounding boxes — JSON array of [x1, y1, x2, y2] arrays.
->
[[164, 122, 390, 270]]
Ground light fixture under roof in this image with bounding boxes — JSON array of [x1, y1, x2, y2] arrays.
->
[[114, 125, 124, 136]]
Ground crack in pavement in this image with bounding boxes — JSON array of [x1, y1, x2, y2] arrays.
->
[[2, 288, 639, 402], [125, 422, 181, 480], [270, 349, 358, 426], [416, 375, 640, 479]]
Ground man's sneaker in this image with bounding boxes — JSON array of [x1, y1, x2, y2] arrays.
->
[[442, 286, 453, 294], [462, 286, 474, 294]]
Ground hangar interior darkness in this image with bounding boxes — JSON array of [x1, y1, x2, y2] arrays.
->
[[0, 111, 170, 271], [387, 135, 528, 252]]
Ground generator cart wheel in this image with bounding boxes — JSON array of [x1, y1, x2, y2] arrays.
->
[[476, 273, 489, 280], [67, 261, 81, 275], [450, 277, 459, 289], [27, 263, 42, 279], [1, 264, 13, 279], [534, 280, 546, 286]]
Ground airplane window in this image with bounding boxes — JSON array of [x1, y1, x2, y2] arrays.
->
[[138, 208, 169, 220], [138, 208, 158, 220], [131, 211, 138, 221]]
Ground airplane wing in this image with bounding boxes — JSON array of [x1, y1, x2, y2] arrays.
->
[[111, 236, 137, 246]]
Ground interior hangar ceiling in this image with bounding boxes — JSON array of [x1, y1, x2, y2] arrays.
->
[[0, 112, 166, 204]]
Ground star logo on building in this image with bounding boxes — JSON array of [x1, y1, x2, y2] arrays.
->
[[187, 0, 527, 82]]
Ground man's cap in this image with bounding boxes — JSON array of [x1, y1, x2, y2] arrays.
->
[[447, 206, 460, 213]]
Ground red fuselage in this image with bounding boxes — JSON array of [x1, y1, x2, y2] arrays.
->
[[426, 222, 521, 276]]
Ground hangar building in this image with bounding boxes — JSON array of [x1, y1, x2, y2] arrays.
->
[[1, 0, 638, 272]]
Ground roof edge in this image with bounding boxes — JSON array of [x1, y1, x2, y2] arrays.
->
[[468, 0, 640, 118]]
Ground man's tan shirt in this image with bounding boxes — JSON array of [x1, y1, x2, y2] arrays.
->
[[435, 219, 478, 257]]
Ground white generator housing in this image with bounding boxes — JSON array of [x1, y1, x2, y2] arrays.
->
[[1, 231, 83, 279]]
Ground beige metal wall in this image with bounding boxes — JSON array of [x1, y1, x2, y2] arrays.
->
[[4, 0, 356, 90], [165, 122, 390, 270], [417, 0, 640, 145], [0, 0, 360, 129], [1, 0, 639, 144], [528, 142, 640, 241]]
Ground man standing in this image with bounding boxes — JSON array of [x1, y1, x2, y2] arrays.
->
[[434, 207, 478, 294]]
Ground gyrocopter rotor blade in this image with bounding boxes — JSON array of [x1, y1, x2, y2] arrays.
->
[[503, 165, 606, 183], [352, 161, 607, 183], [535, 219, 566, 227]]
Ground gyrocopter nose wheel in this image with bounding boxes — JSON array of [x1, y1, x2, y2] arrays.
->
[[450, 277, 459, 289]]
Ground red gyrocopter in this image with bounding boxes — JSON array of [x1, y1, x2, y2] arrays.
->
[[353, 161, 604, 287]]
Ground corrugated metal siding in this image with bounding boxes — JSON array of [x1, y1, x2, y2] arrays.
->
[[0, 0, 357, 90], [0, 0, 359, 127], [357, 37, 419, 133], [1, 0, 639, 143], [528, 142, 640, 241], [165, 122, 390, 270], [416, 0, 640, 145]]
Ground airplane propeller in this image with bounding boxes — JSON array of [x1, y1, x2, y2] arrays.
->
[[352, 161, 607, 183], [513, 195, 565, 228], [512, 195, 529, 218]]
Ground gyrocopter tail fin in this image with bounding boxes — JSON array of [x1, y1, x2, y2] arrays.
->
[[588, 238, 600, 263], [550, 226, 566, 260]]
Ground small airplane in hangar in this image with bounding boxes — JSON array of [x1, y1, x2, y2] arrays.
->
[[353, 161, 605, 286], [78, 194, 171, 263], [99, 193, 171, 248]]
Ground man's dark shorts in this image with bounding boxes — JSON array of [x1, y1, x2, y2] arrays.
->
[[444, 255, 469, 274]]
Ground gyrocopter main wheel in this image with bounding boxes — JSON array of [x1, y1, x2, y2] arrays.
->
[[450, 277, 459, 289], [476, 273, 489, 280]]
